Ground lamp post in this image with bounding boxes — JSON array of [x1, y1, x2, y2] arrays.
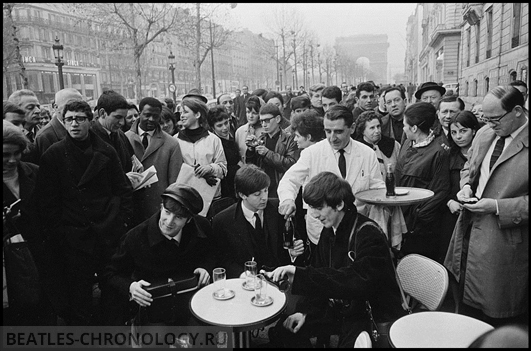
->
[[275, 44, 280, 90], [168, 51, 176, 103], [52, 36, 65, 89], [209, 19, 216, 98], [291, 31, 298, 89]]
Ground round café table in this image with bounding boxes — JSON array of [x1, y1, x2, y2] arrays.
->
[[355, 186, 434, 206], [389, 311, 494, 348], [190, 278, 287, 348], [355, 187, 434, 248]]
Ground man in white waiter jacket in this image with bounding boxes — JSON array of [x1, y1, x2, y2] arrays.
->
[[278, 104, 385, 247]]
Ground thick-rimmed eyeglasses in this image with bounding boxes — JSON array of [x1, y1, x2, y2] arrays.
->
[[484, 110, 511, 124], [64, 116, 88, 124]]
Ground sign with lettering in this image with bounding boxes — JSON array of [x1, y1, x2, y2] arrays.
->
[[22, 56, 37, 63]]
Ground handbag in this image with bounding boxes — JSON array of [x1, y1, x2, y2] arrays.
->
[[140, 275, 199, 323]]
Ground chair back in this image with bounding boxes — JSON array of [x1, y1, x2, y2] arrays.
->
[[206, 197, 236, 221], [353, 331, 372, 348], [396, 254, 449, 311]]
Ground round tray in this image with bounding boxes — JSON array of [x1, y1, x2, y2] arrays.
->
[[355, 187, 434, 206]]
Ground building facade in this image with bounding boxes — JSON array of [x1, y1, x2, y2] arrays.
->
[[404, 3, 529, 107], [3, 3, 277, 104]]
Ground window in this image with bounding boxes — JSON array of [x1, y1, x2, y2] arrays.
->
[[466, 28, 471, 67], [465, 81, 469, 97], [512, 3, 521, 48], [485, 77, 490, 95], [71, 74, 81, 85], [475, 22, 480, 64], [486, 8, 493, 58], [473, 79, 478, 97]]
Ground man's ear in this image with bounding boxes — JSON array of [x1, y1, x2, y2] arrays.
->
[[336, 200, 344, 212], [98, 108, 106, 118]]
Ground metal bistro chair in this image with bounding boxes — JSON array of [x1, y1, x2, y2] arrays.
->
[[396, 254, 449, 311]]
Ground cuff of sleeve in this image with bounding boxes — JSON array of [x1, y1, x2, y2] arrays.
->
[[495, 199, 500, 215]]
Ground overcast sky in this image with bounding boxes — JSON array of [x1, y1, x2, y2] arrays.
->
[[230, 3, 417, 80]]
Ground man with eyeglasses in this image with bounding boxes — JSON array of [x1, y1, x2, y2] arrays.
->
[[245, 103, 298, 198], [35, 100, 133, 326], [444, 85, 528, 327]]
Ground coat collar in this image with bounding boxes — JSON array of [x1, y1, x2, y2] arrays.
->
[[147, 211, 203, 254], [129, 119, 165, 161]]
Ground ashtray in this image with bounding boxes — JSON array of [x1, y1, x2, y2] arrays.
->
[[242, 281, 255, 291], [213, 289, 235, 300], [395, 188, 409, 196], [251, 296, 273, 307]]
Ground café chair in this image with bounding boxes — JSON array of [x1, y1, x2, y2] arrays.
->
[[396, 254, 449, 311], [353, 331, 372, 348], [206, 197, 236, 222]]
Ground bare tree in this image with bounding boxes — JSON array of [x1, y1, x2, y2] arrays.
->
[[173, 3, 236, 94], [69, 3, 186, 100], [3, 3, 27, 96]]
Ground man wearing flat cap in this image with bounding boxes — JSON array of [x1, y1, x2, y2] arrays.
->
[[415, 81, 446, 108], [103, 183, 215, 326]]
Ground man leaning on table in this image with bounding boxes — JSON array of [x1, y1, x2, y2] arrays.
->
[[265, 172, 406, 348], [444, 85, 528, 327], [103, 184, 215, 326]]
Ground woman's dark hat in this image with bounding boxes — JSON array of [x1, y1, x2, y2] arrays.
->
[[414, 82, 446, 100], [183, 88, 208, 104]]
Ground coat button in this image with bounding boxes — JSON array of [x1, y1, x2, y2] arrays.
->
[[513, 217, 522, 224]]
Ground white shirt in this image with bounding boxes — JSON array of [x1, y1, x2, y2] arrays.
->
[[241, 202, 263, 229], [162, 230, 182, 245], [476, 119, 528, 198], [277, 138, 385, 244], [138, 126, 154, 146]]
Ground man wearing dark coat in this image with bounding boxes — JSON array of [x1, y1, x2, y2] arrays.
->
[[212, 165, 304, 279], [35, 100, 133, 325], [236, 86, 251, 127], [266, 172, 405, 348], [103, 184, 214, 326], [91, 90, 134, 174]]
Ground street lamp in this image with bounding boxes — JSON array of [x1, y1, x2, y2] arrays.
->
[[52, 36, 65, 89], [168, 51, 176, 103]]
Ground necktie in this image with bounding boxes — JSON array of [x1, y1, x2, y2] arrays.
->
[[142, 133, 148, 149], [254, 213, 262, 231], [338, 149, 346, 178], [110, 132, 117, 146], [253, 213, 269, 264], [489, 136, 507, 171]]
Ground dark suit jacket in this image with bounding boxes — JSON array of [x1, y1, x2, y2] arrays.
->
[[212, 199, 292, 278], [90, 120, 134, 173], [34, 116, 67, 164], [236, 93, 250, 127], [35, 130, 133, 255]]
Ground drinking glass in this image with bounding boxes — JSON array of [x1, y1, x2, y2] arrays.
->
[[244, 261, 257, 289], [254, 274, 268, 304], [213, 267, 227, 298]]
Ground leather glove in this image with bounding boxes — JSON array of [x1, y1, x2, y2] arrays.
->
[[204, 174, 218, 186]]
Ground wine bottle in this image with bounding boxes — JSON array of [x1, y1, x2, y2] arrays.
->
[[385, 163, 396, 197], [283, 217, 295, 249]]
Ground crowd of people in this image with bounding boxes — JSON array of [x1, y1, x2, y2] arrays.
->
[[3, 78, 528, 347]]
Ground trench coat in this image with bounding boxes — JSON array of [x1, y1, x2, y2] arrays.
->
[[444, 124, 528, 318]]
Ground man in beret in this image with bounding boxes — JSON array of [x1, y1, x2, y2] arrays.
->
[[414, 81, 446, 108], [103, 184, 215, 326]]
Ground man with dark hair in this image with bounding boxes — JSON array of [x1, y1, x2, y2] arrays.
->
[[352, 82, 377, 121], [245, 103, 298, 198], [125, 97, 183, 225], [381, 86, 407, 142], [509, 80, 528, 105], [103, 183, 214, 326], [267, 171, 405, 348], [35, 100, 133, 325], [212, 164, 304, 278], [34, 88, 83, 163], [436, 95, 465, 144], [340, 82, 349, 102], [278, 105, 385, 251], [264, 90, 291, 130], [283, 85, 295, 120], [445, 85, 528, 327], [321, 85, 342, 113], [91, 90, 135, 173], [3, 101, 26, 130]]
